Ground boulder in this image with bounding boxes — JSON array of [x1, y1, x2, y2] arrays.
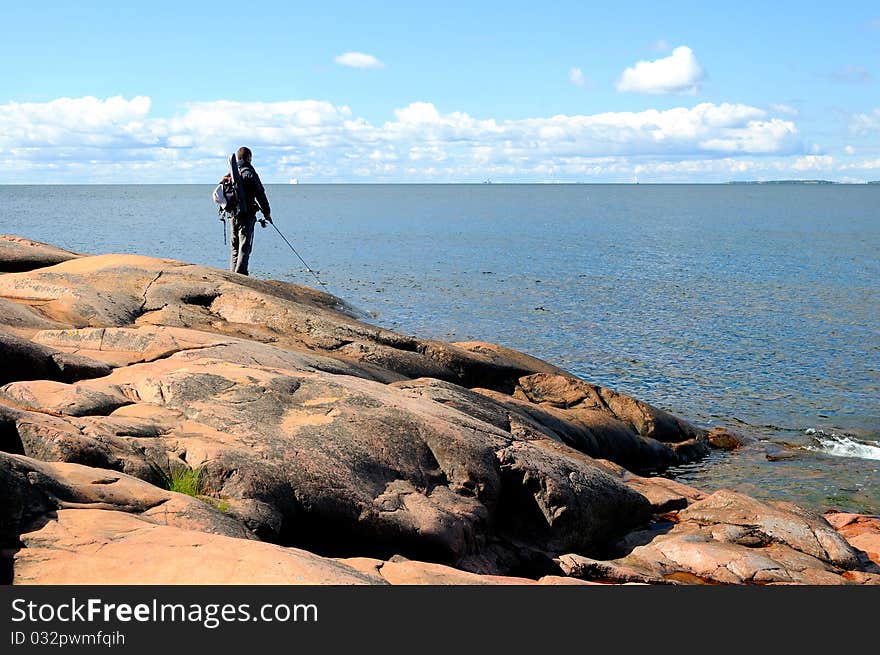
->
[[594, 490, 878, 585], [555, 553, 670, 584], [679, 490, 862, 568], [474, 377, 709, 472], [707, 427, 759, 450], [513, 373, 705, 445], [824, 512, 880, 567], [0, 235, 80, 273]]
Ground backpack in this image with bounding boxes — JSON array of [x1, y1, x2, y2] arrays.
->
[[213, 176, 238, 218]]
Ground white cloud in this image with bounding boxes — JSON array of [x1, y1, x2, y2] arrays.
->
[[569, 67, 586, 87], [845, 145, 855, 155], [792, 155, 833, 171], [616, 46, 706, 95], [839, 158, 880, 171], [334, 52, 385, 69], [0, 96, 807, 183], [393, 101, 442, 124], [0, 95, 154, 149]]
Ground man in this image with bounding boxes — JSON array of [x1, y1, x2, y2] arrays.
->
[[229, 146, 272, 275]]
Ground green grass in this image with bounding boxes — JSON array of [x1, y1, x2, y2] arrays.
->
[[156, 462, 232, 514], [165, 464, 206, 497]]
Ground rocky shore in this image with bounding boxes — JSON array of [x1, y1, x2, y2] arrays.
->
[[1, 234, 878, 585]]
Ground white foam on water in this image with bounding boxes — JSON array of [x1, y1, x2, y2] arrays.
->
[[804, 428, 880, 461]]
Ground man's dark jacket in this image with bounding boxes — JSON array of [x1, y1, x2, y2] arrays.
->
[[237, 160, 271, 220]]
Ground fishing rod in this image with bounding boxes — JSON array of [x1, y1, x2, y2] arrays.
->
[[266, 221, 332, 295]]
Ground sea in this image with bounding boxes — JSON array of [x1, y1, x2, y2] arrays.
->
[[2, 184, 878, 514]]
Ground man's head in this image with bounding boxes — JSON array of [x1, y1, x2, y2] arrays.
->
[[236, 146, 252, 163]]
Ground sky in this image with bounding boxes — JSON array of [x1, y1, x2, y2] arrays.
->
[[1, 1, 879, 183]]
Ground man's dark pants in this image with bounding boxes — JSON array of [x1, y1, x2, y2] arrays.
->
[[230, 215, 256, 275]]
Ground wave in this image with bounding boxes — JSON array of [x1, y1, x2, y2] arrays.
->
[[804, 428, 880, 461]]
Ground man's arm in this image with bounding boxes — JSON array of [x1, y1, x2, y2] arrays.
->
[[243, 168, 272, 221]]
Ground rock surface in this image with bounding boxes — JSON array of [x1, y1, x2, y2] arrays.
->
[[15, 507, 386, 585], [0, 235, 80, 273], [0, 236, 877, 585], [824, 512, 880, 567], [576, 490, 879, 585]]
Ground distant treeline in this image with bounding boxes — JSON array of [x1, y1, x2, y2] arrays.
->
[[727, 180, 880, 185]]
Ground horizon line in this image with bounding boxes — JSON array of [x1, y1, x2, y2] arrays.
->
[[2, 180, 878, 186]]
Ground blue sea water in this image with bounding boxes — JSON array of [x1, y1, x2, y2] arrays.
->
[[1, 184, 878, 512]]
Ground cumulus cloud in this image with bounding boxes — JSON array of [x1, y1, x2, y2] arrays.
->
[[792, 155, 833, 171], [616, 46, 706, 95], [334, 52, 385, 69], [569, 67, 587, 87], [0, 95, 807, 182], [0, 95, 154, 149]]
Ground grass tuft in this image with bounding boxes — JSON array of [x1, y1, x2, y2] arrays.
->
[[153, 461, 230, 513], [165, 465, 206, 497]]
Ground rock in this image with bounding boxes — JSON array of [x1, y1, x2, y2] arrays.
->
[[591, 458, 707, 512], [0, 450, 258, 581], [341, 557, 534, 585], [0, 353, 652, 572], [1, 451, 383, 584], [0, 299, 71, 333], [679, 490, 862, 568], [5, 237, 859, 587], [824, 512, 880, 567], [0, 254, 554, 389], [494, 441, 652, 555], [0, 235, 81, 273], [474, 375, 709, 472], [618, 527, 822, 584], [707, 426, 758, 450], [0, 378, 132, 416], [841, 571, 880, 585], [339, 556, 599, 585], [597, 490, 878, 585], [514, 373, 705, 445], [556, 553, 670, 584], [14, 509, 385, 585], [0, 330, 112, 385], [30, 324, 388, 380], [0, 451, 253, 543], [390, 377, 556, 440]]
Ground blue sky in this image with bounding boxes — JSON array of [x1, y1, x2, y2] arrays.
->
[[2, 1, 878, 182]]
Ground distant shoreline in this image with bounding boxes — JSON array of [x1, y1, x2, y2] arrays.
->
[[725, 179, 880, 185]]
